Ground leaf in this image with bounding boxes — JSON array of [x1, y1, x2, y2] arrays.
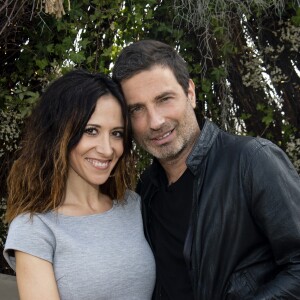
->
[[201, 78, 212, 93], [35, 58, 49, 69], [262, 114, 273, 126]]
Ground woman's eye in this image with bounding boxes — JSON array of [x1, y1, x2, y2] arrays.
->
[[112, 131, 124, 138], [84, 127, 97, 136]]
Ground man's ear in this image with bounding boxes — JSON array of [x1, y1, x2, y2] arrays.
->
[[187, 79, 196, 108]]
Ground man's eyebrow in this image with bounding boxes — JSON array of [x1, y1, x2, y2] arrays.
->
[[154, 91, 176, 100], [128, 103, 142, 109], [127, 90, 176, 110]]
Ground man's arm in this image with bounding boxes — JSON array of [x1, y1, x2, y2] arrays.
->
[[246, 141, 300, 299]]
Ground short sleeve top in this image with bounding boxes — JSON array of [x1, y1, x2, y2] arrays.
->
[[4, 190, 155, 300]]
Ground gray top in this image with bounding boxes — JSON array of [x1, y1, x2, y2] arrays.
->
[[4, 190, 155, 300]]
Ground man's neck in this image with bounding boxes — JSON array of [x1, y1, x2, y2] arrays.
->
[[162, 160, 187, 185], [160, 132, 200, 185]]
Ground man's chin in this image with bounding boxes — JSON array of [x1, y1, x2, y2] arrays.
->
[[148, 147, 182, 162]]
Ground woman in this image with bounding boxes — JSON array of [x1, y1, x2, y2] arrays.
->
[[3, 69, 155, 300]]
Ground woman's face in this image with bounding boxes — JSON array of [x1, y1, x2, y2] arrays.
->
[[68, 94, 124, 188]]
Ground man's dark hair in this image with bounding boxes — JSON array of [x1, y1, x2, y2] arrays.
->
[[112, 40, 190, 94]]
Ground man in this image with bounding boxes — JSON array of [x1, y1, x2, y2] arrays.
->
[[112, 40, 300, 299]]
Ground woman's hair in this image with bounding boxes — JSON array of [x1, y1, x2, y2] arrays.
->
[[6, 69, 135, 223]]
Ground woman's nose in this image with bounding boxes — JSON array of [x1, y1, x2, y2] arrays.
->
[[95, 135, 113, 157]]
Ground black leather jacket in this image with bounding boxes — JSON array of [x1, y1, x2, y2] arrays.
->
[[137, 120, 300, 300]]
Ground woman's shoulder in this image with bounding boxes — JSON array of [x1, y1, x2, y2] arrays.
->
[[10, 212, 39, 226], [124, 189, 141, 203], [114, 190, 141, 213], [9, 211, 58, 233]]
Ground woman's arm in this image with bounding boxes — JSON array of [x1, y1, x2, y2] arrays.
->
[[15, 250, 60, 300]]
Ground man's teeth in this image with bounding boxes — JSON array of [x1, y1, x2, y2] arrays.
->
[[157, 131, 171, 140]]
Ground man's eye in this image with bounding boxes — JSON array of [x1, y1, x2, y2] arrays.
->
[[129, 105, 143, 115], [84, 127, 97, 135], [160, 97, 171, 103]]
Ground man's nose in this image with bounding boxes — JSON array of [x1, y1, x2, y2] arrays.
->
[[148, 108, 165, 131]]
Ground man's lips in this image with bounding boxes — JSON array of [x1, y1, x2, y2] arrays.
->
[[149, 129, 174, 145], [151, 130, 172, 141]]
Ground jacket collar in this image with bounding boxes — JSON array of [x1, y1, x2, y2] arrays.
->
[[186, 119, 220, 176]]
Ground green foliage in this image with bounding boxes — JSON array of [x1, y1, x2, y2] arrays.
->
[[134, 145, 153, 178], [0, 0, 299, 267], [256, 103, 274, 127], [0, 0, 178, 247], [291, 7, 300, 25], [0, 198, 7, 246]]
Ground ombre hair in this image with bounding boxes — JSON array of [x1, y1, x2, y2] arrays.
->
[[6, 69, 135, 223]]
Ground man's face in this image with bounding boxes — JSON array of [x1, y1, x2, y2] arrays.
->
[[121, 66, 200, 163]]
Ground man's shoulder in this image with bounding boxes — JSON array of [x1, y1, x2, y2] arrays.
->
[[217, 127, 274, 153]]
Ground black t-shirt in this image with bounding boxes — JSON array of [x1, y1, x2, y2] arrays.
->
[[150, 167, 194, 299]]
